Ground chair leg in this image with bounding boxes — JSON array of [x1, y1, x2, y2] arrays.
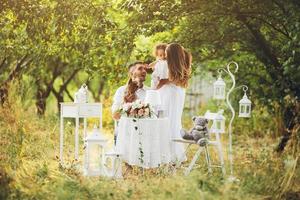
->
[[216, 143, 226, 175], [176, 144, 192, 168], [184, 147, 204, 176], [171, 143, 192, 174], [204, 146, 212, 173], [215, 133, 226, 176]]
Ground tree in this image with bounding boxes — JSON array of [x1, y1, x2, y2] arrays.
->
[[0, 0, 138, 114], [121, 0, 300, 151]]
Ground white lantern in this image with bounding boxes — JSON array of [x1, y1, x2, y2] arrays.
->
[[239, 93, 251, 118], [145, 90, 161, 106], [104, 150, 123, 179], [205, 110, 226, 134], [213, 76, 226, 100], [74, 84, 89, 103], [145, 90, 162, 117], [84, 125, 108, 176]]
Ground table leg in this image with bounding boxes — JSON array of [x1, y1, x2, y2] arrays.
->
[[60, 114, 64, 164], [75, 117, 79, 160]]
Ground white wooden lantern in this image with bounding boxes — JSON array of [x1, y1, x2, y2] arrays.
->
[[239, 93, 251, 118], [145, 90, 162, 116], [105, 150, 123, 179], [213, 76, 226, 100], [84, 125, 108, 176], [205, 110, 226, 134], [74, 84, 89, 103]]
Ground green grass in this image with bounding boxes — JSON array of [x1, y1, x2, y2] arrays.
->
[[0, 102, 299, 200]]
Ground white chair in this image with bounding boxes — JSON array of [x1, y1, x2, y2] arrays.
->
[[173, 124, 226, 176]]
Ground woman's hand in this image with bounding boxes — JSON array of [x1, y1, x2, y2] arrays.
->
[[112, 112, 121, 120]]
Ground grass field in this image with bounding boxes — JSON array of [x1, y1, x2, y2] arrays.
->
[[0, 100, 299, 200]]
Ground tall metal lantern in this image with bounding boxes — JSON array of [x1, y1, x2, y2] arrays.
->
[[84, 125, 108, 176], [214, 61, 252, 182], [239, 87, 252, 118], [213, 73, 226, 100]]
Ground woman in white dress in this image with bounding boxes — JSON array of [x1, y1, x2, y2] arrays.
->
[[158, 43, 192, 163]]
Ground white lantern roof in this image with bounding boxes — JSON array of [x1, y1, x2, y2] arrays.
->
[[86, 125, 107, 141], [145, 90, 161, 106], [204, 110, 226, 120], [213, 77, 226, 86], [239, 93, 251, 104]]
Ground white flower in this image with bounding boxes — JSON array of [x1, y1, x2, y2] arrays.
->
[[122, 103, 131, 111]]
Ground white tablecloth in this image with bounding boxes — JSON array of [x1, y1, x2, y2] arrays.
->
[[116, 117, 171, 168]]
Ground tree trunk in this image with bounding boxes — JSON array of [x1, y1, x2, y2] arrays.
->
[[35, 88, 47, 115], [52, 89, 64, 113], [52, 68, 80, 112], [0, 56, 31, 105], [0, 86, 8, 105], [276, 102, 299, 152]]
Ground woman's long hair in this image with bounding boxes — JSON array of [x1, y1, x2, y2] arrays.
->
[[123, 77, 139, 103], [123, 62, 143, 103], [166, 43, 192, 88]]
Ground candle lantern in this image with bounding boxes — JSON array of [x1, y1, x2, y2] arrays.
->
[[84, 125, 108, 176], [145, 90, 162, 117], [205, 110, 226, 134], [74, 84, 89, 103], [213, 76, 226, 100], [239, 90, 252, 118], [104, 150, 123, 179]]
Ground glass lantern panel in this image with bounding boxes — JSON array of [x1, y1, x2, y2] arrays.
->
[[246, 105, 250, 113], [88, 143, 102, 170], [216, 121, 221, 130], [241, 105, 245, 113], [216, 87, 220, 95], [106, 157, 113, 169]]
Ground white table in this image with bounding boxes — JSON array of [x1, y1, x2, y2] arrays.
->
[[116, 117, 172, 168], [60, 103, 102, 163]]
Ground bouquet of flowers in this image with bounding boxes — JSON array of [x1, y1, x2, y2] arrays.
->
[[119, 99, 154, 118]]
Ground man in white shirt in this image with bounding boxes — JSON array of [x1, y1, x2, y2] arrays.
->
[[111, 61, 148, 120]]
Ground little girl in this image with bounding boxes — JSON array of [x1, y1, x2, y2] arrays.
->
[[148, 43, 169, 89]]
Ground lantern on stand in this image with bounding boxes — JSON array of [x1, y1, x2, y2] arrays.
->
[[84, 125, 108, 176], [239, 87, 251, 118], [205, 110, 226, 134], [145, 90, 162, 117], [211, 61, 252, 181], [104, 150, 123, 179], [213, 74, 226, 100]]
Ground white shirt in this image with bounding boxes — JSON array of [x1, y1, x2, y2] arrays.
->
[[111, 85, 148, 113], [151, 60, 169, 89]]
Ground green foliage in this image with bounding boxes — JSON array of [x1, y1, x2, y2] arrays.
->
[[121, 0, 300, 121]]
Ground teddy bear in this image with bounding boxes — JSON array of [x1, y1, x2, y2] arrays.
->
[[180, 116, 209, 146]]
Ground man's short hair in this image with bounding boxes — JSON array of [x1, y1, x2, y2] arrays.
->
[[127, 61, 144, 70]]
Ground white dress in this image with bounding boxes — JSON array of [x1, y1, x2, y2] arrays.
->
[[151, 60, 169, 89], [158, 83, 187, 163]]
